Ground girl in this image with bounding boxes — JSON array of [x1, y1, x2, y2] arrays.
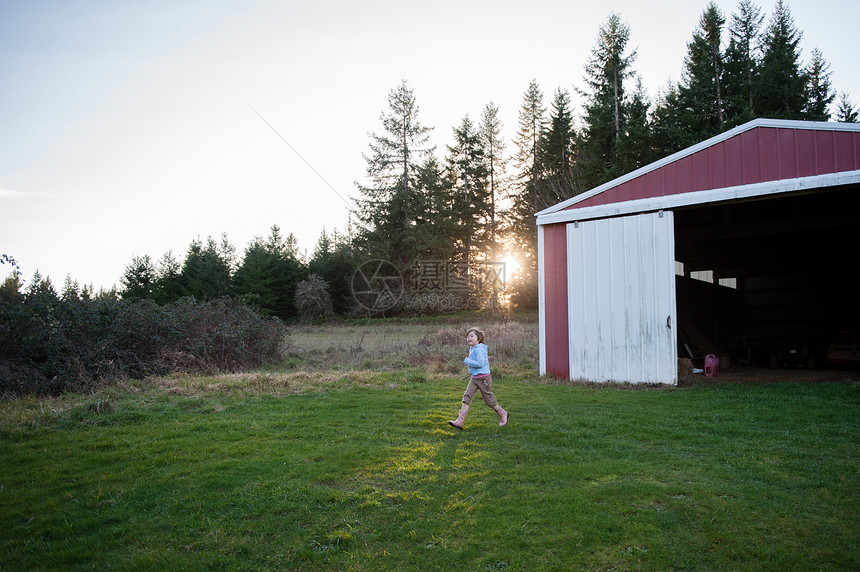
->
[[448, 327, 508, 429]]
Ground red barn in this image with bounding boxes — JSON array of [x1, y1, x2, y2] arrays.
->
[[536, 118, 860, 384]]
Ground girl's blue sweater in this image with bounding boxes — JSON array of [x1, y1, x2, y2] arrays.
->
[[464, 343, 490, 376]]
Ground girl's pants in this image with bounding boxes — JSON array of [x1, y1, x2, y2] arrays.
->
[[462, 374, 498, 408]]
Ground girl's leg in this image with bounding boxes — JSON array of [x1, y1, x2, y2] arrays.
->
[[475, 375, 498, 408], [476, 375, 508, 427], [449, 379, 478, 429]]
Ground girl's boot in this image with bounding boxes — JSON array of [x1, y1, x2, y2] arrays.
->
[[448, 404, 469, 429], [496, 406, 509, 427]]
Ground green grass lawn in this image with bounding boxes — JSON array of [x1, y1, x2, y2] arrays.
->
[[1, 375, 858, 570]]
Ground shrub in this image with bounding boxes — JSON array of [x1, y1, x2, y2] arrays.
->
[[295, 274, 334, 321], [0, 282, 287, 395]]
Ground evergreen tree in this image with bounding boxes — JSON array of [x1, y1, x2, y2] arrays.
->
[[232, 226, 305, 319], [80, 283, 94, 300], [413, 154, 458, 263], [152, 250, 183, 304], [756, 0, 806, 119], [676, 2, 727, 146], [446, 115, 491, 262], [478, 102, 507, 258], [723, 0, 764, 125], [617, 76, 654, 172], [354, 80, 434, 268], [27, 271, 57, 299], [504, 80, 546, 309], [218, 232, 238, 275], [512, 80, 546, 214], [120, 255, 156, 300], [232, 238, 276, 311], [61, 275, 81, 302], [179, 236, 232, 300], [502, 80, 550, 307], [265, 226, 305, 318], [577, 13, 637, 189], [802, 48, 834, 121], [540, 88, 579, 204], [652, 82, 686, 158], [835, 92, 859, 123], [307, 228, 356, 315]]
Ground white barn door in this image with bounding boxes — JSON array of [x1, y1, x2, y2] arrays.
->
[[567, 211, 677, 384]]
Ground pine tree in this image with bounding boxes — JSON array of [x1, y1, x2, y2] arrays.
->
[[413, 154, 457, 262], [120, 255, 156, 300], [180, 236, 232, 300], [756, 0, 806, 119], [232, 226, 305, 319], [27, 271, 57, 299], [802, 48, 835, 121], [723, 0, 764, 125], [652, 82, 686, 158], [676, 2, 727, 146], [478, 102, 507, 258], [447, 115, 491, 262], [502, 81, 554, 309], [232, 238, 276, 312], [835, 92, 859, 123], [307, 228, 356, 315], [578, 13, 637, 189], [617, 77, 654, 172], [540, 88, 578, 204], [512, 80, 546, 214], [152, 250, 183, 304], [495, 81, 547, 309], [354, 80, 434, 268], [61, 275, 81, 302]]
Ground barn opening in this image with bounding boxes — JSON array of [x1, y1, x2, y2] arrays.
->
[[673, 182, 860, 371]]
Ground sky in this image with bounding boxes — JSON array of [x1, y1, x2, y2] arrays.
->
[[2, 0, 858, 291]]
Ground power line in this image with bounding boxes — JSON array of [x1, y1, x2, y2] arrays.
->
[[252, 108, 354, 209]]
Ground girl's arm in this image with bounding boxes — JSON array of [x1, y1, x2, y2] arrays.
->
[[463, 345, 488, 368]]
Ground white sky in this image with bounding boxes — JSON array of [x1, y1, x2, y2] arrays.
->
[[2, 0, 857, 291]]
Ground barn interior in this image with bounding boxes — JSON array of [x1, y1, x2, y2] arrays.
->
[[673, 182, 860, 372]]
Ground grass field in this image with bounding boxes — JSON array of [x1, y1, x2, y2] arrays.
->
[[1, 317, 858, 570]]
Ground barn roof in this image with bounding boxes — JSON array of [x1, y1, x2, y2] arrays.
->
[[536, 118, 860, 226]]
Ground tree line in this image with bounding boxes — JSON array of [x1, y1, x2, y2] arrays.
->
[[5, 0, 857, 319]]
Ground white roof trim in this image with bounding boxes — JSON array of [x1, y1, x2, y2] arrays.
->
[[536, 169, 860, 227], [536, 118, 860, 217]]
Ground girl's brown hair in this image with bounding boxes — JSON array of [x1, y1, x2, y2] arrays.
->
[[467, 327, 485, 344]]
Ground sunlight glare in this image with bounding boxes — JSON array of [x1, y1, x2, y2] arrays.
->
[[501, 255, 521, 283]]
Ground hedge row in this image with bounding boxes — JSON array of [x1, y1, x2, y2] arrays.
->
[[1, 287, 287, 395]]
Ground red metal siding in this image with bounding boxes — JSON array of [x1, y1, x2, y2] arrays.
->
[[742, 129, 762, 183], [693, 147, 711, 190], [777, 128, 796, 178], [709, 143, 728, 189], [677, 154, 694, 193], [759, 127, 780, 180], [796, 129, 816, 177], [725, 134, 745, 186], [543, 224, 569, 378], [835, 130, 857, 171], [819, 130, 837, 172], [565, 126, 860, 211]]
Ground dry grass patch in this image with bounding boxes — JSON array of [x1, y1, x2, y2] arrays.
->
[[284, 318, 539, 374], [153, 369, 415, 396]]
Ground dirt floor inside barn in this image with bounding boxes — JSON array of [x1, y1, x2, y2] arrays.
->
[[677, 358, 860, 386]]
